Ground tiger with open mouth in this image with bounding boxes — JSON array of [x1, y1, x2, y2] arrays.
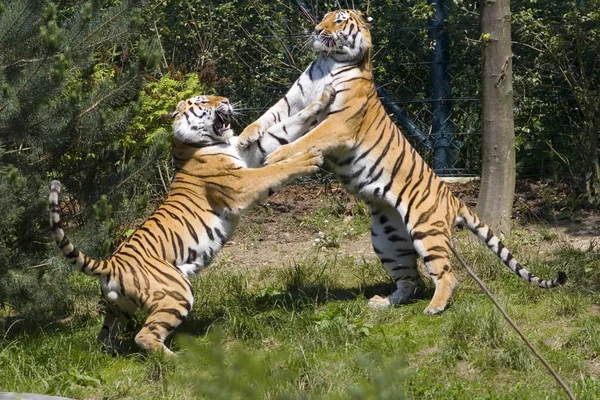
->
[[49, 88, 334, 353]]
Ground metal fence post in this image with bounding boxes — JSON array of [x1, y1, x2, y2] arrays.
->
[[429, 0, 454, 173]]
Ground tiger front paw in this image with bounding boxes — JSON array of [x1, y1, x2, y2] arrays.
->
[[282, 147, 323, 175], [265, 145, 295, 165], [319, 85, 336, 105], [238, 122, 263, 149]]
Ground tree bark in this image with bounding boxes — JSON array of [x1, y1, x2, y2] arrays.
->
[[477, 0, 516, 235]]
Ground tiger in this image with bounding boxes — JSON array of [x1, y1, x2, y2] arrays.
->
[[49, 88, 335, 354], [238, 9, 566, 314]]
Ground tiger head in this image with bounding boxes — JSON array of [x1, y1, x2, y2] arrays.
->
[[312, 10, 374, 62], [168, 95, 233, 145]]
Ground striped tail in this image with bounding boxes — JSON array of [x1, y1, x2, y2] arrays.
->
[[49, 180, 110, 277], [458, 204, 566, 288]]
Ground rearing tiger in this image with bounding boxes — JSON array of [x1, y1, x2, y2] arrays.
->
[[238, 9, 566, 314], [49, 89, 334, 353]]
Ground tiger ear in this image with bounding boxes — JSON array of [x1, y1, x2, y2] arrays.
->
[[364, 15, 375, 25], [167, 107, 178, 119], [167, 101, 184, 118]]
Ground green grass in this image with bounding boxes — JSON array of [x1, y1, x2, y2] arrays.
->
[[301, 197, 372, 248], [1, 226, 599, 399]]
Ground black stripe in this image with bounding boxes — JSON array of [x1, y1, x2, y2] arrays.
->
[[496, 241, 505, 257], [388, 234, 407, 242], [187, 248, 197, 263], [284, 96, 291, 116], [214, 227, 226, 241], [297, 81, 305, 96], [267, 131, 288, 145], [403, 190, 420, 225], [485, 229, 494, 243], [174, 232, 185, 260], [328, 106, 351, 115], [383, 226, 397, 234], [182, 216, 199, 243], [308, 62, 315, 80], [412, 229, 446, 241], [383, 145, 406, 196], [423, 254, 444, 263]]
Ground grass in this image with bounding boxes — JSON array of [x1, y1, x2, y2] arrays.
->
[[1, 204, 599, 399]]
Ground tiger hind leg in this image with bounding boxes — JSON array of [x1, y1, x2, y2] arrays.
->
[[135, 300, 192, 355], [135, 259, 194, 355], [367, 205, 423, 310], [412, 235, 458, 314], [97, 305, 133, 352]]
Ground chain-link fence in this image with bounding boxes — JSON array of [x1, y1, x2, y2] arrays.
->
[[375, 20, 483, 177]]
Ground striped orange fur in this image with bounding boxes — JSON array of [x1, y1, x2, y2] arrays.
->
[[239, 10, 566, 314]]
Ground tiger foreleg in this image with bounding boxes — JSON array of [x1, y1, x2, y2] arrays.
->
[[239, 86, 336, 167], [265, 118, 352, 165], [211, 148, 323, 215], [238, 80, 309, 149], [237, 121, 264, 150], [367, 206, 423, 310], [260, 86, 336, 152]]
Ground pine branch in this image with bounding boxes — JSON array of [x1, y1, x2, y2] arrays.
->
[[76, 76, 138, 120], [72, 4, 131, 53], [2, 57, 50, 70], [0, 54, 50, 113], [84, 30, 129, 51], [0, 0, 37, 44]]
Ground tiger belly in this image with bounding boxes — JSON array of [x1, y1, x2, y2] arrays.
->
[[176, 215, 239, 277], [327, 150, 392, 205]]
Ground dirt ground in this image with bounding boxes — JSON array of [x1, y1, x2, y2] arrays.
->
[[220, 181, 600, 271]]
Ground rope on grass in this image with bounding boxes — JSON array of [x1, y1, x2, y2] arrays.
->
[[448, 243, 576, 400]]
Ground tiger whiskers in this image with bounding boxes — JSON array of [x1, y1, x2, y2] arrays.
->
[[230, 114, 249, 129], [297, 33, 315, 53]]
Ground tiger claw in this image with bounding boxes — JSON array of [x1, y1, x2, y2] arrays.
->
[[322, 85, 336, 99], [238, 132, 261, 149]]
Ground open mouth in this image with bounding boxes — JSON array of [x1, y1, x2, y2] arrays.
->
[[319, 35, 336, 48], [214, 111, 231, 135]]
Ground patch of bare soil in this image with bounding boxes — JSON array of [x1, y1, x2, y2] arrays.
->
[[218, 184, 374, 272], [218, 180, 599, 272], [456, 360, 479, 380], [588, 359, 600, 377]]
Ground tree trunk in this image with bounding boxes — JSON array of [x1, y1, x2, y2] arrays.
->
[[477, 0, 516, 235]]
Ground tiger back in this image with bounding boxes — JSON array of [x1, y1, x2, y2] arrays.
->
[[49, 91, 332, 354], [238, 9, 566, 314]]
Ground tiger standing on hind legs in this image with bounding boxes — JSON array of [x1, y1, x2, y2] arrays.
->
[[238, 9, 566, 314], [49, 89, 335, 354]]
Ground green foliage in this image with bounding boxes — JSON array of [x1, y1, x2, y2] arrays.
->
[[0, 0, 159, 315], [511, 0, 600, 185], [177, 332, 294, 400], [124, 72, 207, 157]]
